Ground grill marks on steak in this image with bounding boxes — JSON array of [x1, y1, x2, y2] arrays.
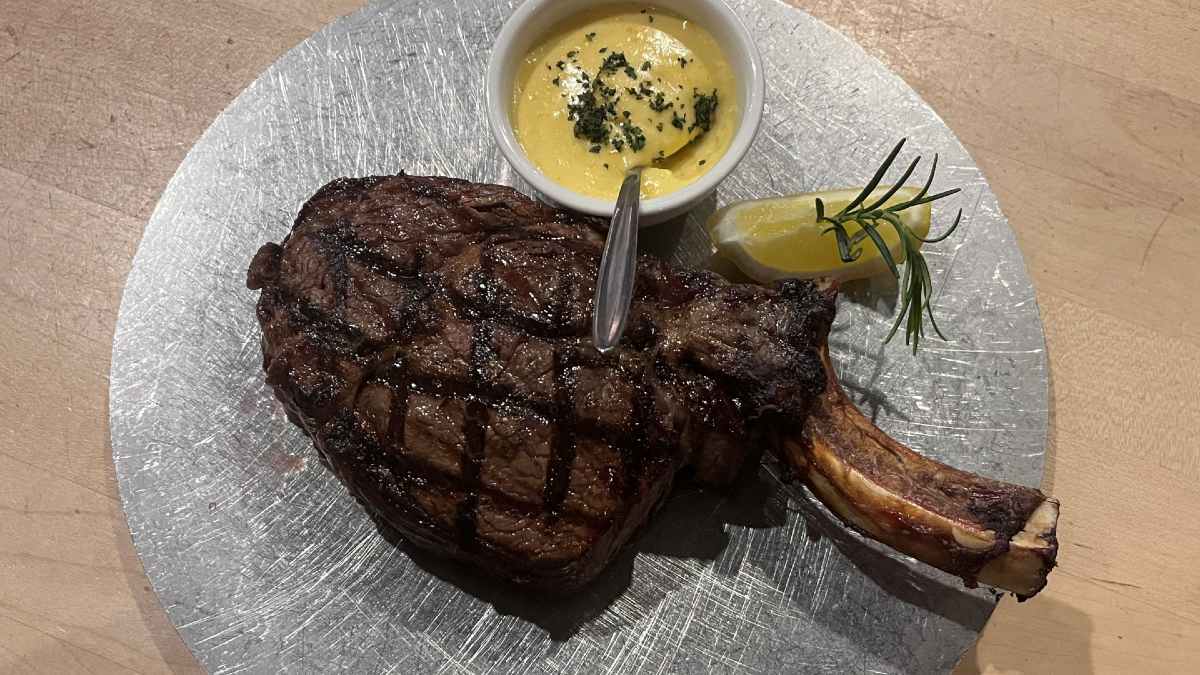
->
[[248, 175, 834, 587]]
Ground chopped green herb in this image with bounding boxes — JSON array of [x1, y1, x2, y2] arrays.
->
[[621, 121, 647, 152], [603, 163, 609, 169], [556, 60, 565, 70], [689, 89, 718, 134], [678, 57, 689, 68], [562, 60, 674, 155], [552, 76, 560, 86], [585, 32, 597, 41], [648, 15, 654, 23], [567, 81, 612, 145], [598, 47, 608, 54], [648, 90, 672, 112], [698, 160, 707, 166], [641, 61, 652, 72], [566, 50, 578, 59], [671, 111, 686, 129], [599, 51, 630, 75]]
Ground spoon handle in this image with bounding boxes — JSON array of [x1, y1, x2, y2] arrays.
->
[[592, 170, 641, 354]]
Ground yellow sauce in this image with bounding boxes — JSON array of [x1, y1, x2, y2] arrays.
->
[[512, 5, 738, 200]]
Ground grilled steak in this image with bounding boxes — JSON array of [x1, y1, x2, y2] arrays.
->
[[247, 175, 1059, 596]]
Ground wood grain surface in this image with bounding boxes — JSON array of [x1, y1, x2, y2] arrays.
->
[[1, 1, 1197, 673]]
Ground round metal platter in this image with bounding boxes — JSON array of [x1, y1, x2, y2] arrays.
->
[[110, 0, 1048, 672]]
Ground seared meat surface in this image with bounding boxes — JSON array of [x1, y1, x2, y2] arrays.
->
[[247, 175, 837, 588]]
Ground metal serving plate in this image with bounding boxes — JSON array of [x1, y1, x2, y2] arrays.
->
[[110, 0, 1048, 672]]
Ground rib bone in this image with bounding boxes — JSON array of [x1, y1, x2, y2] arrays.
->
[[780, 347, 1060, 598]]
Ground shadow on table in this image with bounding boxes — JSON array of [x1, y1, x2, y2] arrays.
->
[[955, 593, 1091, 674]]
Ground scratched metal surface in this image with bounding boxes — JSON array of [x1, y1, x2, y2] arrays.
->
[[109, 0, 1048, 672]]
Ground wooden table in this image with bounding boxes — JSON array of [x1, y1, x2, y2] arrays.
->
[[2, 1, 1197, 672]]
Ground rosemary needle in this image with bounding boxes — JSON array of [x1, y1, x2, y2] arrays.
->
[[816, 139, 963, 353]]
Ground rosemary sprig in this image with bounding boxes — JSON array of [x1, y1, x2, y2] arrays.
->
[[816, 139, 963, 353]]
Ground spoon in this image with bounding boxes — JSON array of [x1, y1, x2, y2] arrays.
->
[[591, 168, 642, 354]]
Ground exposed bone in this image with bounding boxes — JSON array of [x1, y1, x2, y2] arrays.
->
[[781, 347, 1059, 598]]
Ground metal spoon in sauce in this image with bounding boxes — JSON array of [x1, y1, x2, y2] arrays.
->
[[591, 168, 642, 354], [591, 89, 705, 354]]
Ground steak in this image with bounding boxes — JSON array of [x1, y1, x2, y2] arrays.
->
[[247, 174, 1059, 596]]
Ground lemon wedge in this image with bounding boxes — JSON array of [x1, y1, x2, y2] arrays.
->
[[708, 186, 931, 283]]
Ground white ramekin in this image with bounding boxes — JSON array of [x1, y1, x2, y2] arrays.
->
[[486, 0, 765, 225]]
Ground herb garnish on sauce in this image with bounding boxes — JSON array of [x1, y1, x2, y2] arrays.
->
[[557, 43, 717, 155], [690, 90, 718, 133]]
